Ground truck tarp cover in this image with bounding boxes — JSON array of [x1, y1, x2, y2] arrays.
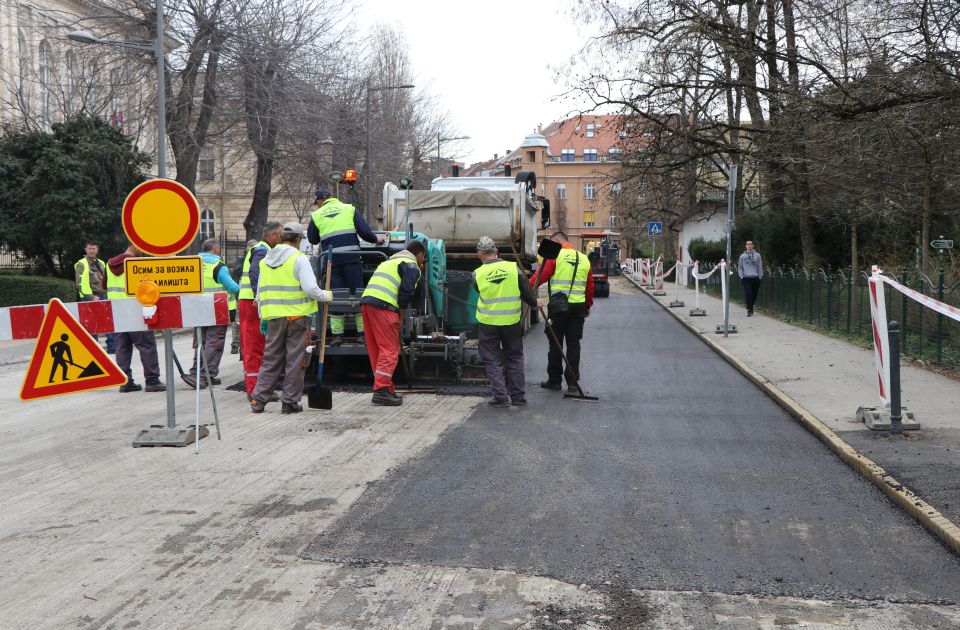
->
[[408, 189, 511, 210]]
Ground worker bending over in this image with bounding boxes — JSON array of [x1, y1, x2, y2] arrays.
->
[[473, 237, 540, 407], [251, 222, 333, 414], [359, 240, 426, 406], [307, 188, 384, 345], [530, 231, 594, 394]]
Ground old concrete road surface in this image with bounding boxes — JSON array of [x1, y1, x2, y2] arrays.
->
[[306, 278, 960, 607]]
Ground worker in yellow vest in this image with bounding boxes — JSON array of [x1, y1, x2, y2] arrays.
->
[[250, 222, 333, 414], [307, 188, 384, 345], [106, 243, 165, 392], [182, 239, 241, 389], [529, 231, 594, 394], [473, 236, 540, 407], [74, 240, 114, 353], [359, 240, 426, 406], [236, 221, 283, 400]]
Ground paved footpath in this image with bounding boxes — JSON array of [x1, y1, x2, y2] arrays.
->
[[635, 274, 960, 529], [2, 285, 960, 628]]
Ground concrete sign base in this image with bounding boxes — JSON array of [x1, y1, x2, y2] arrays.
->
[[856, 406, 921, 432], [132, 424, 209, 447]]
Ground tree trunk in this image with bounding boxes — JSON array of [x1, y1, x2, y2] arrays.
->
[[921, 154, 931, 273], [244, 155, 274, 241], [850, 212, 858, 273]]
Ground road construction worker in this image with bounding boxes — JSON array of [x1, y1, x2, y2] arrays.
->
[[250, 222, 333, 414], [74, 240, 114, 353], [530, 231, 594, 394], [182, 239, 241, 389], [237, 222, 282, 401], [229, 239, 258, 354], [106, 244, 166, 392], [473, 237, 540, 407], [359, 240, 425, 406], [307, 188, 384, 345]]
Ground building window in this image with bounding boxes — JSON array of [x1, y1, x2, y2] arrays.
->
[[39, 40, 52, 128], [85, 60, 99, 114], [583, 211, 596, 227], [18, 30, 29, 111], [527, 150, 536, 163], [561, 148, 574, 162], [609, 183, 622, 198], [609, 214, 620, 227], [608, 147, 621, 160], [584, 149, 597, 161], [65, 52, 76, 116], [199, 147, 215, 181], [584, 182, 596, 199], [556, 183, 566, 199], [586, 123, 595, 138], [200, 208, 216, 240]]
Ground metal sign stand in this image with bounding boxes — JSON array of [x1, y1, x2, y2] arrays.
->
[[716, 166, 738, 336], [669, 262, 685, 308]]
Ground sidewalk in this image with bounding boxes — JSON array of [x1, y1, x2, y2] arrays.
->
[[620, 273, 960, 530]]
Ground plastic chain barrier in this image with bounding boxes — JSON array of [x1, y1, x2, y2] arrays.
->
[[881, 274, 960, 323]]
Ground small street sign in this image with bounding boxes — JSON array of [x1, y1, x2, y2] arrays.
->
[[20, 299, 127, 400], [648, 221, 663, 236], [931, 239, 953, 250], [124, 256, 204, 296], [122, 179, 200, 256]]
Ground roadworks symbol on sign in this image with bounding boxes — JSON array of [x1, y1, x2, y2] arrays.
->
[[20, 299, 127, 401]]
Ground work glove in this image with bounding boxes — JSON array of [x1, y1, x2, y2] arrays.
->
[[317, 290, 333, 303], [259, 319, 268, 335]]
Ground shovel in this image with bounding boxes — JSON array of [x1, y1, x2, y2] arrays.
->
[[307, 255, 334, 409], [532, 238, 599, 403]]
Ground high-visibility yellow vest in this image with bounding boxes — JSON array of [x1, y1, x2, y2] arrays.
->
[[74, 257, 105, 298], [257, 250, 317, 320], [310, 199, 357, 241], [105, 265, 126, 300], [203, 259, 236, 311], [238, 241, 268, 300], [361, 258, 420, 309], [550, 248, 590, 304], [475, 261, 522, 326]]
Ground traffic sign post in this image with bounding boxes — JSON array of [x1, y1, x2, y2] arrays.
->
[[931, 238, 953, 251], [648, 222, 662, 260], [121, 178, 203, 446]]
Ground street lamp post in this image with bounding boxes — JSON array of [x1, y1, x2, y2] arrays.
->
[[436, 133, 470, 180], [68, 0, 179, 430], [365, 79, 414, 227]]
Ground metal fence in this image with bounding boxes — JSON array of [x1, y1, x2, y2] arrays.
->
[[0, 247, 33, 270], [698, 264, 960, 370]]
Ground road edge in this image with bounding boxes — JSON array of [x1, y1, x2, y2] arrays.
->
[[620, 272, 960, 557]]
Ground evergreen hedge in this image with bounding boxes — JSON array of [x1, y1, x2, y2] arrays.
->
[[0, 274, 76, 307]]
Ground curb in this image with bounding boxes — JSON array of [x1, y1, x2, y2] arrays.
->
[[620, 271, 960, 557]]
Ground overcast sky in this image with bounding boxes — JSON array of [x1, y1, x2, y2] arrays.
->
[[355, 0, 593, 166]]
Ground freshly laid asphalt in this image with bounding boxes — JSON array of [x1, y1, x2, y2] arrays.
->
[[304, 281, 960, 603]]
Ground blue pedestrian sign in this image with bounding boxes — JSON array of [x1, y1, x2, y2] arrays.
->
[[648, 222, 663, 236]]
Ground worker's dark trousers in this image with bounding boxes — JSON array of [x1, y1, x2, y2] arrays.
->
[[115, 331, 161, 385], [478, 322, 525, 401], [252, 316, 310, 405], [189, 324, 227, 380], [741, 277, 762, 313], [546, 307, 586, 387]]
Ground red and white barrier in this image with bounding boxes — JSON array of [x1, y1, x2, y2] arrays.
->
[[0, 293, 230, 341], [653, 261, 678, 291], [881, 274, 960, 323], [639, 259, 651, 285], [867, 266, 891, 406]]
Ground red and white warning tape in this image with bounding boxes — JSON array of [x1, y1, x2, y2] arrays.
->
[[691, 261, 723, 280], [881, 275, 960, 323], [0, 293, 230, 341]]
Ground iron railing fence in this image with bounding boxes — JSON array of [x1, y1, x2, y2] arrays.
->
[[696, 263, 960, 370]]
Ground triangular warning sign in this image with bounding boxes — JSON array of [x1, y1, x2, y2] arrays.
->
[[20, 299, 128, 401]]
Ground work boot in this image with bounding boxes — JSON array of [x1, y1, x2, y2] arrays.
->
[[119, 380, 142, 393], [231, 344, 240, 355], [330, 335, 343, 347], [511, 396, 527, 406], [372, 388, 401, 406], [144, 381, 167, 392], [209, 377, 222, 386], [281, 402, 303, 414], [390, 390, 403, 402], [250, 399, 266, 413], [567, 384, 581, 395], [181, 374, 208, 389], [488, 398, 510, 408], [539, 380, 562, 391]]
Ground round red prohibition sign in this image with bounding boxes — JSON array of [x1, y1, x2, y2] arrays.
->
[[122, 179, 200, 256]]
